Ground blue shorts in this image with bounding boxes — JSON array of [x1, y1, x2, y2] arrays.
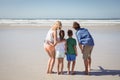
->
[[66, 54, 76, 61]]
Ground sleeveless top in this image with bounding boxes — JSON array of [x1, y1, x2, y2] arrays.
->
[[45, 29, 54, 43], [55, 40, 66, 53]]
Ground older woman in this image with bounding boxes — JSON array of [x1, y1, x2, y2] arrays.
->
[[44, 21, 62, 74], [73, 22, 94, 75]]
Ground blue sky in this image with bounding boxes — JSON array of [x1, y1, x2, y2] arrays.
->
[[0, 0, 120, 18]]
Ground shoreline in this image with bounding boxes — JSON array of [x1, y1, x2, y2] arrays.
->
[[0, 23, 120, 31]]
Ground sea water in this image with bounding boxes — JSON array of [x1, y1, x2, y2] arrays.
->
[[0, 18, 120, 26]]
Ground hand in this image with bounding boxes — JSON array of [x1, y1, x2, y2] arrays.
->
[[48, 42, 54, 47]]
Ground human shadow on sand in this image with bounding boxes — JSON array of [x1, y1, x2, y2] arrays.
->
[[74, 66, 120, 76]]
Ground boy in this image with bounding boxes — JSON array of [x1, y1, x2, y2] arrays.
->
[[66, 30, 77, 75], [73, 22, 94, 75]]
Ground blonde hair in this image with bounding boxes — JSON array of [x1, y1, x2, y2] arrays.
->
[[53, 21, 62, 29]]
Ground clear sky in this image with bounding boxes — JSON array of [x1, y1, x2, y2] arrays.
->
[[0, 0, 120, 18]]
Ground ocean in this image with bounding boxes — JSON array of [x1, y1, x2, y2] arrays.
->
[[0, 18, 120, 27]]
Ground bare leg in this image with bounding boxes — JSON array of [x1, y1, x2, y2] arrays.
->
[[44, 47, 52, 74], [88, 46, 93, 72], [71, 61, 76, 75], [84, 59, 89, 75], [44, 44, 55, 74], [57, 59, 60, 75], [83, 46, 93, 75], [88, 57, 91, 71], [67, 61, 71, 74], [60, 58, 64, 74], [47, 58, 51, 73], [49, 50, 55, 73]]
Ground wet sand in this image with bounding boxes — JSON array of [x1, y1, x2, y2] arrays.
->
[[0, 23, 120, 80]]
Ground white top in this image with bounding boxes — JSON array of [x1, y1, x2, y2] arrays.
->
[[55, 41, 66, 53], [45, 29, 54, 43]]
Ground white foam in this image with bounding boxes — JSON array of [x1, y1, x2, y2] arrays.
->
[[0, 19, 120, 26]]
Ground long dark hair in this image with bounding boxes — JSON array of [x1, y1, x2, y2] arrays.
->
[[59, 30, 65, 41]]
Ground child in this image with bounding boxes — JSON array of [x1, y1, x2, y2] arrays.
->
[[55, 30, 66, 75], [66, 30, 77, 75]]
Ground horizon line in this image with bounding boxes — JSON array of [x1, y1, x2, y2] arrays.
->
[[0, 18, 120, 20]]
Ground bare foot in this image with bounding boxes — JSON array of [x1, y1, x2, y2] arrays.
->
[[60, 72, 64, 75], [47, 70, 50, 74], [49, 71, 55, 74], [71, 71, 75, 75], [84, 71, 89, 75], [67, 71, 70, 75], [57, 72, 60, 75]]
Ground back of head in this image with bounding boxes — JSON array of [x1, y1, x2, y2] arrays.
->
[[67, 29, 73, 37], [59, 30, 65, 41], [73, 22, 80, 30], [57, 21, 62, 26], [54, 21, 62, 30]]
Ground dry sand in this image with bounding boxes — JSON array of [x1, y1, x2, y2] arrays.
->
[[0, 23, 120, 80]]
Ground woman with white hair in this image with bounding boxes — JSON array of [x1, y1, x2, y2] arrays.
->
[[44, 21, 62, 74]]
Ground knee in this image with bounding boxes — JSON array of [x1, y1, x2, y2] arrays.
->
[[52, 58, 55, 61], [73, 61, 76, 64], [68, 61, 71, 65]]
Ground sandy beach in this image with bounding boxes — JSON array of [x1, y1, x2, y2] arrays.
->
[[0, 22, 120, 80]]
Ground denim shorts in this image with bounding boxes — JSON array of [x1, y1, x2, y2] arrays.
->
[[66, 54, 76, 61]]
